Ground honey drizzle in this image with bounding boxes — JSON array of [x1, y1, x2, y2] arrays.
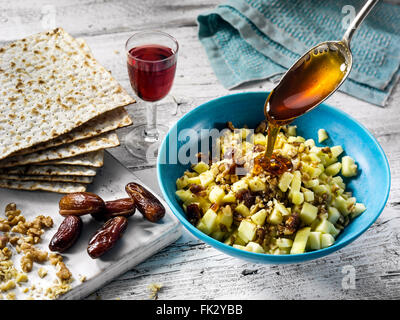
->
[[255, 42, 349, 175], [253, 153, 293, 176]]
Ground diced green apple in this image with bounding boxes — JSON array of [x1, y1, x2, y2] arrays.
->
[[325, 162, 342, 176], [176, 176, 189, 190], [290, 171, 302, 193], [341, 156, 358, 177], [187, 176, 201, 185], [300, 202, 318, 225], [307, 231, 322, 250], [238, 220, 257, 243], [235, 203, 251, 217], [318, 129, 329, 143], [198, 209, 218, 235], [331, 176, 345, 189], [208, 186, 225, 204], [304, 178, 319, 188], [304, 139, 315, 148], [276, 238, 293, 249], [199, 171, 214, 187], [291, 191, 304, 205], [222, 191, 236, 203], [251, 209, 268, 225], [314, 219, 339, 237], [278, 172, 294, 192], [331, 145, 344, 158], [217, 206, 233, 229], [321, 233, 335, 248], [268, 208, 283, 225], [246, 242, 265, 253], [309, 152, 321, 163], [327, 206, 341, 224], [233, 244, 251, 252], [312, 184, 330, 196], [290, 227, 311, 254], [287, 136, 305, 143], [248, 177, 266, 192], [282, 143, 297, 156], [303, 189, 315, 202], [334, 195, 350, 216], [351, 203, 366, 219], [175, 189, 196, 203], [193, 161, 209, 174], [231, 180, 248, 193], [254, 133, 266, 145], [287, 125, 297, 136], [273, 200, 290, 216]]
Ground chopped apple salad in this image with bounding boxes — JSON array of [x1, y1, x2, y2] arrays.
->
[[175, 123, 366, 255]]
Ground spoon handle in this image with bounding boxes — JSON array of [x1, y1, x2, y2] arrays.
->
[[342, 0, 379, 47]]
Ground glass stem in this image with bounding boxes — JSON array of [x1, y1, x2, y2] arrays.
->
[[144, 102, 159, 140]]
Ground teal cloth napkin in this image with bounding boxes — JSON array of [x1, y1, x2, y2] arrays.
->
[[198, 0, 400, 106]]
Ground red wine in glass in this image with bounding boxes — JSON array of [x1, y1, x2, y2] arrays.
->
[[127, 44, 177, 102], [124, 31, 178, 163]]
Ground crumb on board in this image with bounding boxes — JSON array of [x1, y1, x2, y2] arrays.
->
[[148, 283, 163, 300], [38, 267, 48, 278], [0, 203, 78, 300]]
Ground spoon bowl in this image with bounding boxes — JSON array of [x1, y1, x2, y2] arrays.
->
[[265, 40, 353, 122]]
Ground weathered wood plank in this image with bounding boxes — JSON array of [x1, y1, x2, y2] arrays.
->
[[86, 207, 400, 300]]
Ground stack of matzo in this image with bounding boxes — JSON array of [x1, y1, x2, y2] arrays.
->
[[0, 28, 135, 193]]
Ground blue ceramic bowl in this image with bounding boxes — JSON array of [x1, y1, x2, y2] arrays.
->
[[157, 92, 391, 264]]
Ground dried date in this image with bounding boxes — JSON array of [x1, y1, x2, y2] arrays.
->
[[59, 192, 105, 216], [49, 215, 82, 252], [87, 216, 128, 259], [91, 198, 135, 221], [186, 203, 201, 225], [125, 183, 165, 223], [236, 189, 255, 208]]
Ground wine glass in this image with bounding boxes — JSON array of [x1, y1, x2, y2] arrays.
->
[[125, 31, 179, 164]]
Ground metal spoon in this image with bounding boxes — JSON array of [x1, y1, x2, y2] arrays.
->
[[265, 0, 379, 121]]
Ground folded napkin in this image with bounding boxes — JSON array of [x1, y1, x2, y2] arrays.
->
[[198, 0, 400, 106]]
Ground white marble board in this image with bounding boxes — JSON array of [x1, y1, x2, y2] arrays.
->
[[0, 151, 182, 300]]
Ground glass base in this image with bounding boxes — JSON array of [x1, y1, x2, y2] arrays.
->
[[124, 124, 169, 164]]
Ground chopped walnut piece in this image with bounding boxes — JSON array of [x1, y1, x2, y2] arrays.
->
[[11, 221, 27, 234], [0, 235, 9, 249], [20, 255, 33, 273], [5, 203, 17, 212], [0, 220, 10, 232], [9, 236, 19, 246], [255, 120, 267, 134], [226, 121, 235, 131], [16, 273, 28, 283], [20, 243, 48, 263], [283, 213, 301, 235], [0, 247, 12, 261], [56, 262, 72, 281], [6, 292, 16, 300], [49, 253, 63, 266], [38, 268, 48, 278]]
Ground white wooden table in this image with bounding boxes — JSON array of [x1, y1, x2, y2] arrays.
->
[[2, 0, 399, 300]]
